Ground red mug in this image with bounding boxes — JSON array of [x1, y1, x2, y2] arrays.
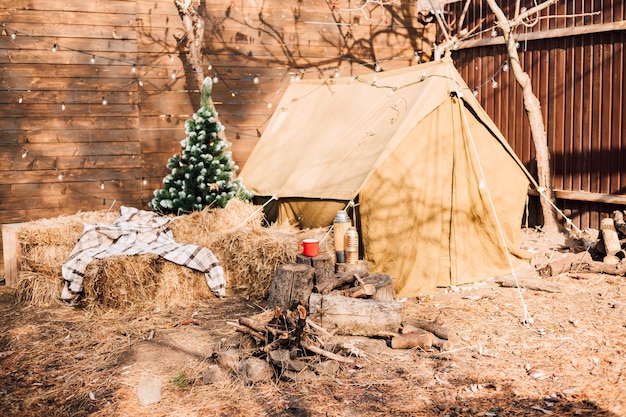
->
[[299, 239, 319, 257]]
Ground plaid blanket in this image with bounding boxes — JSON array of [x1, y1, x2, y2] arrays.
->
[[61, 206, 226, 304]]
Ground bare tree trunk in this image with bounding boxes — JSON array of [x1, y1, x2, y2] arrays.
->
[[174, 0, 205, 92], [485, 0, 560, 233]]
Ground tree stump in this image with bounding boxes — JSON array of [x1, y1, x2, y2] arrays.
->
[[267, 263, 315, 310], [361, 274, 395, 302], [308, 293, 403, 337], [296, 253, 334, 289]]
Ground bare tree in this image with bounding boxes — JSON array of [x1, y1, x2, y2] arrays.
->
[[484, 0, 560, 232]]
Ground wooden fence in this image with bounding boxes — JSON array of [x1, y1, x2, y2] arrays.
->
[[446, 0, 626, 230], [0, 0, 434, 275]]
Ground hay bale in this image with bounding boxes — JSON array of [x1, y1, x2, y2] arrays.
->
[[13, 199, 333, 309]]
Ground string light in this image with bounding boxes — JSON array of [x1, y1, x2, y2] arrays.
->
[[212, 73, 219, 83], [491, 27, 498, 37], [57, 172, 65, 181], [137, 78, 143, 87], [267, 102, 273, 109], [51, 43, 57, 52], [252, 75, 259, 84], [415, 51, 421, 63], [502, 61, 509, 72], [132, 63, 137, 74], [168, 54, 175, 62], [334, 68, 340, 78], [473, 88, 479, 97], [100, 181, 105, 190], [21, 149, 28, 158], [142, 177, 147, 186], [171, 69, 177, 80], [18, 96, 23, 104], [90, 55, 96, 64], [374, 62, 381, 72], [491, 78, 498, 89], [61, 101, 65, 111], [11, 31, 16, 40], [101, 96, 107, 106]]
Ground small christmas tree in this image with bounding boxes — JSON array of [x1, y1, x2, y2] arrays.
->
[[150, 77, 253, 215]]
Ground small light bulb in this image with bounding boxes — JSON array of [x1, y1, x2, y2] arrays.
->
[[515, 42, 520, 50], [137, 78, 143, 87], [18, 96, 23, 104], [52, 43, 57, 52], [212, 74, 219, 83], [253, 75, 259, 84], [100, 182, 105, 190], [491, 79, 498, 89], [61, 101, 65, 111], [90, 55, 96, 64], [11, 31, 16, 40], [168, 54, 174, 62], [502, 61, 509, 72], [231, 92, 236, 97], [473, 88, 479, 97], [101, 96, 107, 106], [171, 69, 176, 80], [491, 27, 497, 37], [415, 51, 421, 63], [21, 149, 28, 158], [132, 64, 137, 74], [295, 73, 301, 82], [374, 62, 381, 72], [267, 102, 273, 109], [350, 76, 357, 84], [142, 177, 147, 186], [334, 68, 339, 78], [58, 172, 64, 180], [207, 64, 212, 70]]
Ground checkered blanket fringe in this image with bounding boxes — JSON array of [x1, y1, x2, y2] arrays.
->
[[61, 206, 226, 304]]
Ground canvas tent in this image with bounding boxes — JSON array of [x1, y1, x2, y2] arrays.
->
[[240, 57, 537, 298]]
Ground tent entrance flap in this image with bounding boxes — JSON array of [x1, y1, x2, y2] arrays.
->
[[254, 196, 351, 229]]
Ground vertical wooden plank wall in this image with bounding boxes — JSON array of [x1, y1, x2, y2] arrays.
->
[[448, 0, 626, 230]]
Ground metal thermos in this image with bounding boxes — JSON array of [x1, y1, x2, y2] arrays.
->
[[333, 210, 351, 264], [345, 227, 359, 265]]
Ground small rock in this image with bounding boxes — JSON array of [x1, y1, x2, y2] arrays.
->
[[136, 374, 162, 406], [201, 364, 227, 384], [216, 348, 240, 372], [238, 357, 274, 384]]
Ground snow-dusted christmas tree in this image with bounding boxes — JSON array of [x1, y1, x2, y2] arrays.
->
[[149, 77, 252, 215]]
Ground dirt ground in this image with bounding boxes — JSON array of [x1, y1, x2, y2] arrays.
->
[[0, 228, 625, 417]]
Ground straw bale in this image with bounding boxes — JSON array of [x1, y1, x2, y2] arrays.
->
[[13, 200, 333, 310], [16, 271, 64, 306]]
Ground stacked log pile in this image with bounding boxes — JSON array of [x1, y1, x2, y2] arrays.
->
[[542, 210, 626, 278], [204, 251, 455, 384]]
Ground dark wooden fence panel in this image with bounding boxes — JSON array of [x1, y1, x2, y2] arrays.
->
[[447, 0, 626, 230]]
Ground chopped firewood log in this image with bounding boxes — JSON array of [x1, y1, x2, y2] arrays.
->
[[613, 210, 626, 235], [315, 268, 370, 294], [601, 218, 622, 261], [301, 341, 355, 364], [361, 274, 395, 302], [576, 260, 626, 275], [495, 274, 562, 293], [538, 251, 593, 276], [309, 293, 403, 337], [391, 329, 433, 349], [402, 320, 452, 341], [267, 263, 315, 310], [341, 283, 376, 298]]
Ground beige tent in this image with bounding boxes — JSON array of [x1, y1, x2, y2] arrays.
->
[[240, 57, 537, 298]]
